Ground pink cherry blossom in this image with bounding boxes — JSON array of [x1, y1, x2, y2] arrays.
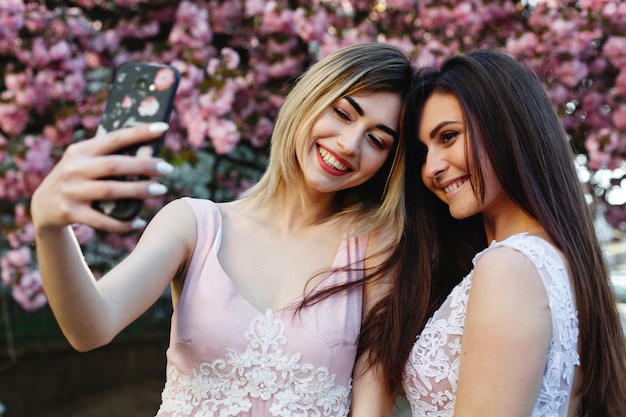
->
[[72, 224, 96, 244], [557, 59, 589, 88], [5, 0, 626, 308], [0, 169, 27, 202], [209, 0, 245, 34], [207, 117, 240, 154], [603, 36, 626, 68], [612, 104, 626, 130], [386, 0, 417, 10], [7, 224, 35, 248], [221, 48, 241, 70], [3, 246, 31, 268], [293, 8, 329, 43], [248, 116, 274, 148], [49, 40, 72, 61], [0, 102, 29, 136], [244, 0, 265, 18], [613, 69, 626, 96], [0, 1, 25, 54], [267, 55, 306, 79], [259, 5, 295, 36], [103, 232, 140, 253], [586, 131, 612, 170], [11, 270, 48, 311], [184, 112, 209, 148]]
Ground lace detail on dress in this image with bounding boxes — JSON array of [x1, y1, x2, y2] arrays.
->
[[516, 237, 580, 417], [157, 309, 351, 417], [403, 233, 579, 417], [403, 278, 469, 416]]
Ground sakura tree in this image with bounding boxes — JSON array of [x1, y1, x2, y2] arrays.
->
[[1, 0, 625, 310]]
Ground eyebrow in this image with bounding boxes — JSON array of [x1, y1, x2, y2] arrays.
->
[[429, 121, 457, 139], [345, 95, 398, 139], [345, 96, 364, 116]]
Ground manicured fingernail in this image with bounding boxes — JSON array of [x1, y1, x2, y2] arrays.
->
[[136, 145, 153, 158], [148, 122, 169, 133], [130, 218, 147, 229], [156, 160, 174, 175], [95, 125, 107, 137], [148, 183, 168, 196]]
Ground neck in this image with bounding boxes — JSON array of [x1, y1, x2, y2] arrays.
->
[[240, 190, 339, 234], [482, 209, 546, 243]]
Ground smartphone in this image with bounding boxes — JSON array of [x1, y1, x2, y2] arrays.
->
[[92, 61, 180, 221]]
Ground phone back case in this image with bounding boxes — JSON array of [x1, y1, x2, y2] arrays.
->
[[93, 62, 180, 220]]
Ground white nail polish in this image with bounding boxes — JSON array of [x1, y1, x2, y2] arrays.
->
[[130, 218, 147, 229], [148, 183, 168, 196], [136, 145, 154, 158], [148, 122, 169, 133], [156, 161, 174, 174]]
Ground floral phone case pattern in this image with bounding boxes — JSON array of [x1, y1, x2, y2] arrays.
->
[[92, 62, 180, 220]]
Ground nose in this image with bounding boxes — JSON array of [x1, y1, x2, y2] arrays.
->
[[422, 148, 447, 179], [336, 127, 361, 156]]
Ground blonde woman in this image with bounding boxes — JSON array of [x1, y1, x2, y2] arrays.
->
[[31, 43, 413, 417]]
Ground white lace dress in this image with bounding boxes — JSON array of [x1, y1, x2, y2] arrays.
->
[[403, 233, 580, 417]]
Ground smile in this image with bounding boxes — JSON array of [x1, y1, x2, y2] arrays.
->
[[443, 178, 468, 193], [318, 145, 352, 172]]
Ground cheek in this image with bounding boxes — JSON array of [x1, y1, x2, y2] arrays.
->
[[420, 167, 431, 190], [364, 148, 391, 174]]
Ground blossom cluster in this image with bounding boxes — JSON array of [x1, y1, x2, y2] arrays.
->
[[1, 0, 625, 310]]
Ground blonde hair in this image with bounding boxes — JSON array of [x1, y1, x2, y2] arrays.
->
[[242, 42, 412, 238]]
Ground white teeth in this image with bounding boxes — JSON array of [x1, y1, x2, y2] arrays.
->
[[444, 179, 465, 193], [318, 146, 349, 171]]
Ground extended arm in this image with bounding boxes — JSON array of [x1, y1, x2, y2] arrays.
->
[[31, 124, 194, 351]]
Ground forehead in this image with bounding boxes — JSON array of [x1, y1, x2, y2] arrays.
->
[[349, 91, 403, 123], [418, 93, 463, 138]]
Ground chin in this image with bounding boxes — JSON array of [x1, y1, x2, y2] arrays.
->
[[448, 206, 477, 220]]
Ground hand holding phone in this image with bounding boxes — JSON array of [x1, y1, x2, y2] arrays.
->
[[92, 62, 180, 220]]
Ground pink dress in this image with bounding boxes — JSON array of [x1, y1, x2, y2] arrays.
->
[[156, 198, 366, 417]]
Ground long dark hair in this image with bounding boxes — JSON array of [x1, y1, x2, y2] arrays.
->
[[356, 69, 486, 396], [381, 48, 626, 416]]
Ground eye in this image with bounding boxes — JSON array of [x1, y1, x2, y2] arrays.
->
[[367, 133, 385, 150], [440, 130, 459, 145], [333, 107, 351, 121]]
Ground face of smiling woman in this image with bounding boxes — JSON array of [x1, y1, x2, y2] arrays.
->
[[297, 91, 401, 196], [418, 92, 507, 221]]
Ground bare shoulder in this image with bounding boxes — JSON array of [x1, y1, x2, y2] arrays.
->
[[471, 246, 549, 314], [137, 198, 198, 255], [474, 246, 541, 280], [152, 197, 197, 225]]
